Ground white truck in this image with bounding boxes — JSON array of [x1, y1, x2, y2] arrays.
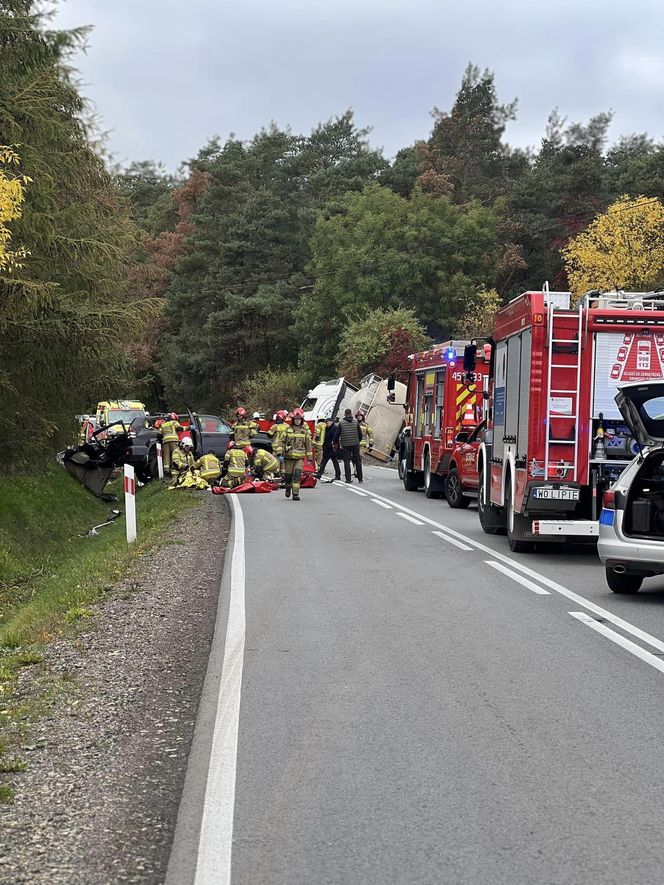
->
[[301, 374, 406, 463]]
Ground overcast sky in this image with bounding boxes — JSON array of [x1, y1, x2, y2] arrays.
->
[[52, 0, 664, 172]]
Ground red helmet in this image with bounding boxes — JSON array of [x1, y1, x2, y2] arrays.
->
[[169, 412, 178, 420], [226, 441, 235, 450], [276, 410, 288, 420], [292, 408, 305, 418], [244, 446, 254, 457], [235, 407, 247, 418], [355, 410, 366, 420]]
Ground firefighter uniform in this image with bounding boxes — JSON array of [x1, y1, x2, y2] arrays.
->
[[313, 420, 326, 468], [268, 419, 289, 474], [358, 421, 374, 452], [252, 448, 280, 479], [282, 423, 312, 500], [223, 448, 249, 488], [160, 418, 183, 474], [195, 452, 222, 484], [171, 448, 195, 485], [232, 419, 259, 447]]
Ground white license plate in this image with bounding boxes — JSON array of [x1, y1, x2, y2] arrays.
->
[[533, 487, 579, 501]]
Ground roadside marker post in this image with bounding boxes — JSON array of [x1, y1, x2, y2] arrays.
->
[[156, 442, 164, 480], [124, 464, 137, 543]]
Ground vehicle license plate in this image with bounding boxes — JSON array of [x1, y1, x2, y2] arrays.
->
[[533, 487, 579, 501]]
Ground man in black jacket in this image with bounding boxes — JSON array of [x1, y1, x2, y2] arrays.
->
[[338, 408, 363, 483], [314, 417, 341, 482]]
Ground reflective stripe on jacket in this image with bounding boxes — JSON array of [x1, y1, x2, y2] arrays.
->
[[283, 425, 312, 460], [233, 420, 259, 446], [172, 449, 195, 473], [314, 423, 326, 448], [161, 419, 182, 443], [253, 449, 279, 473], [196, 453, 222, 479], [268, 421, 289, 454], [359, 421, 374, 448], [224, 448, 249, 477]]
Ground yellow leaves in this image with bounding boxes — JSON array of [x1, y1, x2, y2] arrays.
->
[[563, 196, 664, 299], [0, 146, 31, 274]]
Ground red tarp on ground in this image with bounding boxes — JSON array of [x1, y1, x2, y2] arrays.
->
[[211, 473, 317, 494]]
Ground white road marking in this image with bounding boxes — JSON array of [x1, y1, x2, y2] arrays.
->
[[485, 560, 550, 595], [431, 530, 472, 551], [570, 612, 664, 676], [371, 500, 392, 509], [194, 495, 245, 885], [346, 487, 368, 496], [396, 512, 424, 526], [345, 481, 664, 655]]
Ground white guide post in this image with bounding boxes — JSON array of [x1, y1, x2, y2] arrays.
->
[[124, 464, 137, 543], [156, 442, 164, 479]]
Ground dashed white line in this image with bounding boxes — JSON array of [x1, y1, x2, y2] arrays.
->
[[346, 487, 368, 496], [396, 512, 425, 526], [371, 499, 392, 509], [570, 612, 664, 676], [485, 560, 550, 595], [431, 530, 472, 551]]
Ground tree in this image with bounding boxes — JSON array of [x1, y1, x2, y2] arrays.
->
[[232, 367, 310, 417], [417, 64, 525, 206], [299, 183, 500, 378], [0, 145, 29, 273], [337, 308, 431, 382], [455, 289, 501, 338], [0, 1, 157, 465], [562, 195, 664, 298]]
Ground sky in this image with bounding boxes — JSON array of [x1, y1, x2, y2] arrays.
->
[[52, 0, 664, 172]]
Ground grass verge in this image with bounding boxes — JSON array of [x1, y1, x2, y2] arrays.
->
[[0, 468, 200, 801]]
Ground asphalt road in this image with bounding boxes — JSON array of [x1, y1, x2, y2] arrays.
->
[[168, 466, 664, 885]]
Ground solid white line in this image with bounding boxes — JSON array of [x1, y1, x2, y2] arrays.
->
[[346, 487, 368, 496], [350, 484, 664, 654], [194, 495, 245, 885], [431, 530, 472, 551], [371, 499, 392, 509], [485, 560, 550, 595], [570, 612, 664, 675], [396, 512, 424, 526]]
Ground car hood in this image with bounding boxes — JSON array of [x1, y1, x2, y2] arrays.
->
[[615, 381, 664, 447]]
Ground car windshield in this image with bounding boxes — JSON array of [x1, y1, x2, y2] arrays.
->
[[199, 415, 231, 433], [107, 410, 146, 428]]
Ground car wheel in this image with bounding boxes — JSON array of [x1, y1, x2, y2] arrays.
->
[[605, 567, 643, 594], [445, 468, 470, 509], [424, 452, 444, 499], [506, 475, 535, 553]]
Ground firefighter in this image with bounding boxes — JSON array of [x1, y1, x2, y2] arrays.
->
[[171, 436, 195, 485], [268, 410, 290, 474], [222, 441, 249, 488], [282, 408, 312, 501], [232, 408, 259, 447], [195, 450, 222, 485], [356, 410, 374, 455], [313, 417, 326, 469], [250, 446, 280, 480], [160, 412, 184, 476], [314, 416, 341, 481]]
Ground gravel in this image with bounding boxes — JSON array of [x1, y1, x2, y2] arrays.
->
[[0, 494, 229, 885]]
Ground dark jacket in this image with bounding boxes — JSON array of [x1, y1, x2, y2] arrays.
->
[[323, 423, 341, 455], [338, 416, 362, 448]]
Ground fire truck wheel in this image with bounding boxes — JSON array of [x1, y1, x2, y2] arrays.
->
[[605, 567, 642, 594], [478, 468, 506, 534], [424, 452, 445, 499], [444, 468, 470, 508], [506, 475, 536, 553], [400, 447, 421, 491]]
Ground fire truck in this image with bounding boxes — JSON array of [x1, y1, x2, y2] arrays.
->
[[398, 341, 491, 498], [478, 286, 664, 551]]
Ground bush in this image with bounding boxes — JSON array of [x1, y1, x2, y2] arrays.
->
[[232, 368, 310, 416]]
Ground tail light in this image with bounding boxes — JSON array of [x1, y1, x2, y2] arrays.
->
[[603, 489, 615, 509]]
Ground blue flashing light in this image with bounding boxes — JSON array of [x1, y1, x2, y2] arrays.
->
[[445, 346, 457, 364]]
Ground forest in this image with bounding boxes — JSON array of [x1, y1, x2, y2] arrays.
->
[[1, 0, 663, 468]]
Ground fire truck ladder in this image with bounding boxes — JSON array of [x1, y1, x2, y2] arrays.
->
[[544, 299, 584, 483]]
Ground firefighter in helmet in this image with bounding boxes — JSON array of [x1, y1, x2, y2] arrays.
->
[[171, 435, 195, 485], [232, 407, 259, 447], [250, 446, 280, 480], [313, 417, 326, 470], [222, 441, 249, 488], [195, 450, 222, 486], [160, 411, 184, 476], [281, 408, 312, 501], [356, 411, 374, 455], [268, 409, 290, 474]]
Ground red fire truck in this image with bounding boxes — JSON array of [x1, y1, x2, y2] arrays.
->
[[398, 340, 491, 499], [477, 286, 664, 551]]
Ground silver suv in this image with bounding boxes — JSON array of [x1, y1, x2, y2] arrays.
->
[[598, 381, 664, 593]]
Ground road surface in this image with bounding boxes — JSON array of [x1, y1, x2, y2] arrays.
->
[[167, 466, 664, 885]]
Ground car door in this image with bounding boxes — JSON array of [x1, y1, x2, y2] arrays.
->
[[190, 412, 232, 458]]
